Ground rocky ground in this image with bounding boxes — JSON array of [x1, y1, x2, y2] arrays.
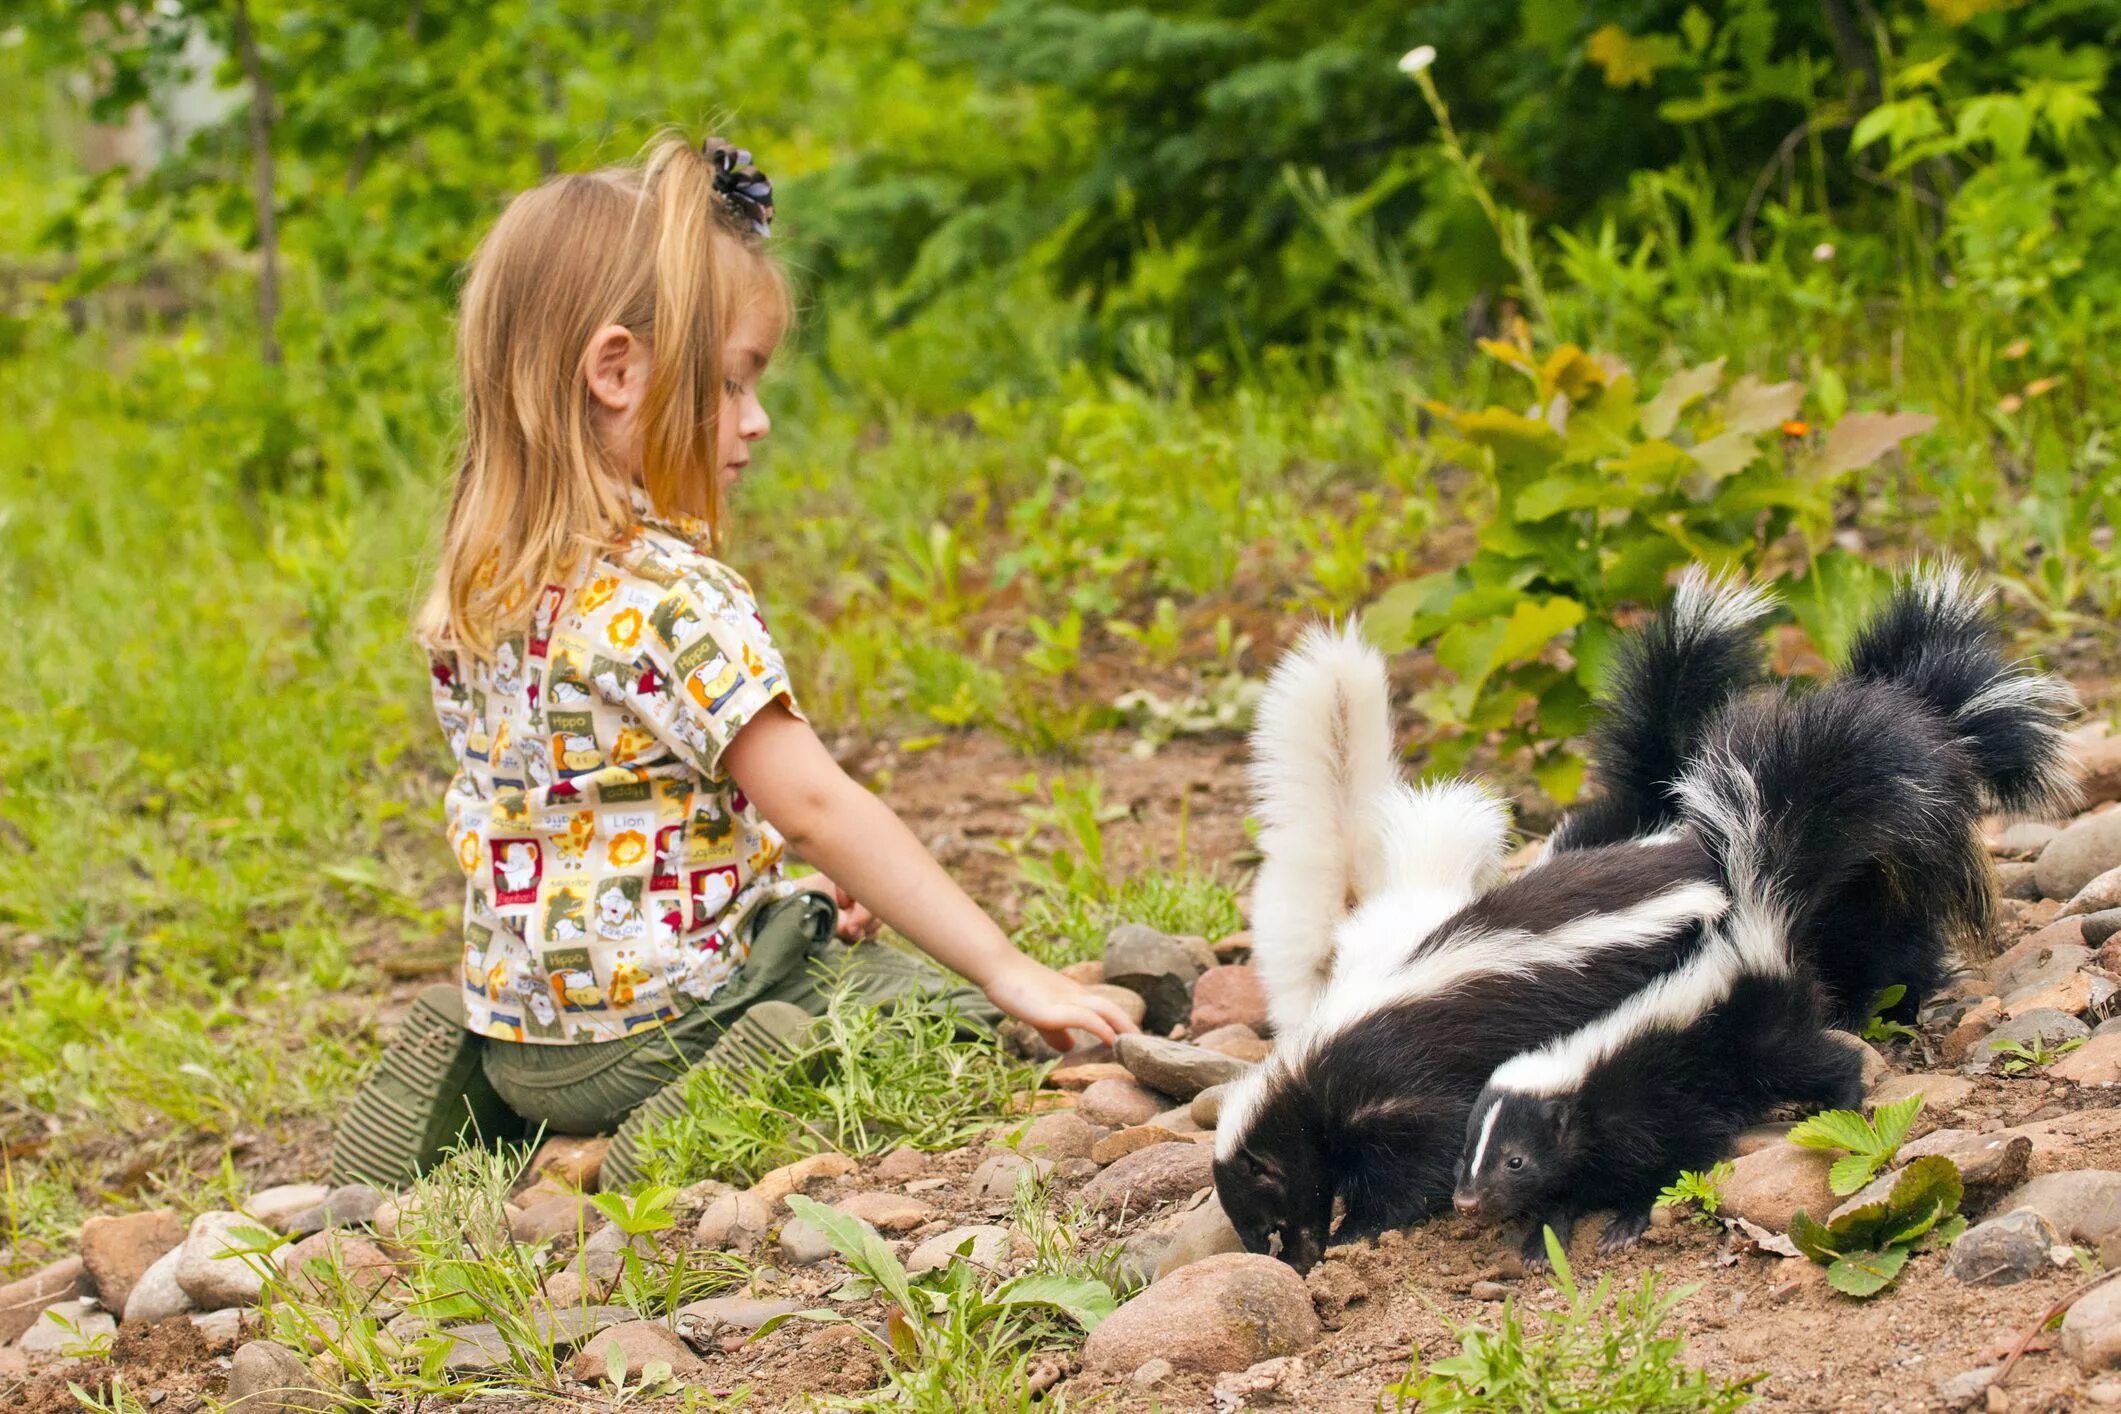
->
[[8, 724, 2121, 1413]]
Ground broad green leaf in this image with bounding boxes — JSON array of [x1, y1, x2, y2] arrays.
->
[[1850, 97, 1942, 155], [1604, 437, 1693, 487], [1457, 407, 1566, 471], [1586, 24, 1687, 88], [1786, 1109, 1877, 1155], [1871, 1094, 1925, 1155], [1487, 597, 1586, 673], [992, 1274, 1119, 1332], [1826, 1245, 1908, 1298], [1436, 616, 1511, 701], [1804, 411, 1938, 478], [1533, 750, 1587, 804], [1922, 1214, 1971, 1252], [1363, 570, 1463, 653], [1787, 1211, 1839, 1264], [1688, 429, 1764, 481], [1877, 1156, 1964, 1247], [785, 1194, 918, 1318], [1716, 375, 1805, 437], [1640, 357, 1726, 439], [1829, 1152, 1881, 1197], [1516, 469, 1610, 521]]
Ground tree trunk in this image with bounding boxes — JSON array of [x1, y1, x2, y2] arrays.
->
[[229, 0, 282, 366]]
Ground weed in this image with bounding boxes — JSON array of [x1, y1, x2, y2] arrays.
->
[[1382, 1228, 1758, 1412], [1789, 1157, 1967, 1299], [1861, 986, 1921, 1047], [1990, 1034, 2087, 1077], [635, 978, 1046, 1188], [66, 1375, 151, 1414], [588, 1185, 751, 1317], [1656, 1163, 1733, 1225], [1787, 1094, 1926, 1197]]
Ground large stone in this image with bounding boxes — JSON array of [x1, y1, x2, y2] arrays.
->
[[832, 1191, 935, 1234], [1994, 942, 2093, 1000], [674, 1294, 806, 1335], [1978, 1007, 2091, 1069], [2055, 1034, 2121, 1087], [1991, 821, 2061, 858], [1192, 1085, 1228, 1128], [972, 1151, 1052, 1205], [1079, 1077, 1171, 1129], [1117, 1034, 1250, 1100], [2038, 812, 2121, 903], [1943, 998, 2007, 1062], [1153, 1195, 1246, 1280], [176, 1211, 271, 1309], [1049, 1061, 1135, 1092], [1081, 1142, 1215, 1216], [752, 1151, 858, 1208], [1997, 1170, 2121, 1244], [436, 1304, 635, 1373], [510, 1192, 603, 1246], [1018, 1111, 1098, 1162], [1195, 1024, 1270, 1062], [224, 1340, 337, 1411], [1091, 984, 1150, 1027], [1867, 1073, 1975, 1112], [18, 1299, 116, 1358], [1896, 1130, 2033, 1197], [1824, 1031, 1890, 1089], [1084, 1253, 1320, 1374], [123, 1245, 195, 1326], [1103, 924, 1217, 1033], [0, 1256, 86, 1345], [1191, 965, 1267, 1034], [1998, 861, 2044, 901], [282, 1184, 387, 1237], [77, 1207, 185, 1319], [571, 1320, 708, 1384], [2074, 729, 2121, 807], [1094, 1126, 1185, 1166], [2065, 867, 2121, 920], [2005, 970, 2108, 1020], [1947, 1209, 2063, 1286], [529, 1135, 612, 1192], [277, 1230, 397, 1300], [2089, 910, 2121, 948], [243, 1185, 330, 1232], [693, 1191, 774, 1251], [906, 1225, 1012, 1275], [781, 1213, 865, 1267], [1719, 1142, 1840, 1232], [190, 1307, 244, 1350], [2066, 1277, 2121, 1371]]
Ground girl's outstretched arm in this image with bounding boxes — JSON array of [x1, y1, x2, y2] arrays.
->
[[725, 701, 1139, 1051]]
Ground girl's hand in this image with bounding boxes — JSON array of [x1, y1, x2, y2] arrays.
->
[[801, 875, 879, 942], [980, 955, 1140, 1052]]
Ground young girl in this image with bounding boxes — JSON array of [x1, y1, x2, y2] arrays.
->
[[332, 135, 1137, 1194]]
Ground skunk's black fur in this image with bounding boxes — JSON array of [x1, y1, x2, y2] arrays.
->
[[1547, 571, 1773, 855], [1212, 838, 1722, 1273]]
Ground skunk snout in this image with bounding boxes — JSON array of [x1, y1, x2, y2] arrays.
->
[[1453, 1191, 1481, 1217]]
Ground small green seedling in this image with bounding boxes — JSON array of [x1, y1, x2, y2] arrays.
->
[[1788, 1156, 1966, 1298], [1989, 1034, 2086, 1077], [1656, 1162, 1733, 1224], [1787, 1093, 1924, 1197], [1860, 985, 1920, 1046]]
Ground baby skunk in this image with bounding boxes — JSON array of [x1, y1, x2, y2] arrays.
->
[[1216, 597, 1764, 1271], [1452, 566, 2077, 1260]]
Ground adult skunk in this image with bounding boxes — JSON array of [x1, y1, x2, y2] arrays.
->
[[1451, 565, 2078, 1260], [1216, 586, 1767, 1272]]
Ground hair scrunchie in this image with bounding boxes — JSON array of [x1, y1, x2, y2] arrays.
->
[[703, 137, 773, 237]]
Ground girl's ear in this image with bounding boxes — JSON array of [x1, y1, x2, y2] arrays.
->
[[584, 324, 645, 413]]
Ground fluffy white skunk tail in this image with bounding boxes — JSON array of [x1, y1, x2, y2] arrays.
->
[[1247, 622, 1397, 1037]]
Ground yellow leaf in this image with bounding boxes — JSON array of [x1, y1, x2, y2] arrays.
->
[[1689, 430, 1763, 481], [1640, 357, 1726, 439], [1457, 407, 1566, 470], [1539, 345, 1606, 403], [1478, 338, 1537, 374], [1586, 24, 1686, 88]]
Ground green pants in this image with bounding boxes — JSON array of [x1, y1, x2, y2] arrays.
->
[[329, 893, 1000, 1193]]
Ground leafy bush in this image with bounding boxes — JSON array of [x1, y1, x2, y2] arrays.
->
[[634, 980, 1046, 1189], [1364, 340, 1934, 791], [1384, 1229, 1758, 1413]]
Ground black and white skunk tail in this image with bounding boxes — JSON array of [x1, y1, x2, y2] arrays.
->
[[1247, 622, 1399, 1037], [1675, 564, 2078, 1022], [1547, 567, 1776, 855]]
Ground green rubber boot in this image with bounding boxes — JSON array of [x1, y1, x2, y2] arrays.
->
[[599, 1000, 818, 1192], [329, 984, 523, 1189]]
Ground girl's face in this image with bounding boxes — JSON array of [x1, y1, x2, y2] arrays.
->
[[716, 300, 775, 496], [584, 299, 775, 498]]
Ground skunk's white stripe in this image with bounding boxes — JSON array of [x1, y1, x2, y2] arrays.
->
[[1467, 1100, 1503, 1180], [1219, 878, 1731, 1159], [1670, 565, 1777, 644]]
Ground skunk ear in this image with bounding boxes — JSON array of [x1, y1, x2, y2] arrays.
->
[[1545, 1095, 1578, 1141], [1236, 1147, 1283, 1185], [1348, 1096, 1439, 1135]]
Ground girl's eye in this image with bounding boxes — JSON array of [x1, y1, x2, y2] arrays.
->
[[723, 379, 743, 397], [1506, 1156, 1524, 1170]]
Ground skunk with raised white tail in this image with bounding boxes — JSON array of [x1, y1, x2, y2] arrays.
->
[[1216, 587, 1772, 1271], [1451, 565, 2078, 1261]]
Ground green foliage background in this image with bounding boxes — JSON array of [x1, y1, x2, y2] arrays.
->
[[3, 0, 2120, 1252]]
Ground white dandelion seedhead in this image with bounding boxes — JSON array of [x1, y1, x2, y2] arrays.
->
[[1399, 46, 1437, 77]]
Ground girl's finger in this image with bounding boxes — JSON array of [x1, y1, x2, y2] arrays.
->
[[1095, 996, 1141, 1034], [1066, 1004, 1119, 1047]]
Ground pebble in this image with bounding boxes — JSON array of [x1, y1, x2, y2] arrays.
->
[[2090, 1379, 2121, 1405], [436, 1304, 635, 1373], [18, 1299, 116, 1358], [1152, 1194, 1245, 1280], [1131, 1356, 1175, 1386], [2004, 970, 2106, 1020], [282, 1183, 387, 1237], [2036, 812, 2121, 903], [509, 1192, 602, 1245], [1868, 1074, 1975, 1111], [1048, 1061, 1135, 1091], [1989, 919, 2089, 981], [1996, 1170, 2121, 1244], [2088, 909, 2121, 947], [175, 1211, 270, 1309], [831, 1191, 935, 1234], [1190, 964, 1267, 1033], [1194, 1023, 1270, 1060], [529, 1134, 612, 1192], [1078, 1076, 1171, 1129], [2075, 728, 2121, 806], [1947, 1209, 2063, 1285], [693, 1191, 775, 1251], [1896, 1130, 2033, 1195], [77, 1207, 185, 1319], [1945, 999, 2009, 1062], [2067, 867, 2121, 920], [1937, 1365, 2001, 1406], [1997, 862, 2044, 901], [1993, 942, 2093, 1000], [122, 1246, 196, 1326], [1117, 1034, 1250, 1100], [873, 1147, 928, 1183], [224, 1340, 336, 1411], [1824, 1031, 1891, 1089], [751, 1151, 857, 1208], [1083, 1252, 1319, 1373], [972, 1151, 1052, 1205], [1018, 1111, 1097, 1161], [570, 1320, 707, 1383], [906, 1224, 1012, 1275], [2065, 1276, 2121, 1370], [1094, 1126, 1184, 1166], [243, 1184, 331, 1231], [673, 1294, 806, 1334], [1191, 1084, 1227, 1128], [277, 1230, 398, 1300], [1469, 1280, 1510, 1301], [2054, 1034, 2121, 1086], [1080, 1142, 1214, 1216], [1102, 924, 1216, 1032], [189, 1307, 243, 1349], [0, 1256, 86, 1345], [1717, 1142, 1840, 1231]]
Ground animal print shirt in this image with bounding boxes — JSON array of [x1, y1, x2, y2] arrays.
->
[[424, 498, 805, 1044]]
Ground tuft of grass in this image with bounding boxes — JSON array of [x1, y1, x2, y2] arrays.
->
[[1655, 1162, 1733, 1225], [634, 976, 1047, 1189], [1384, 1229, 1759, 1413]]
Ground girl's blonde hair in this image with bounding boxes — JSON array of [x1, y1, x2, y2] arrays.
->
[[418, 134, 790, 655]]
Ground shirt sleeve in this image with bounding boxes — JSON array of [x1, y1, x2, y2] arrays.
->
[[628, 562, 801, 778]]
